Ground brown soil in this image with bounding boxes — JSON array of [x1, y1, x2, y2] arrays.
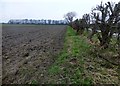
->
[[2, 24, 67, 84]]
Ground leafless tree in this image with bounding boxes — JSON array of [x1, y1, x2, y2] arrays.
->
[[82, 14, 91, 31], [64, 12, 76, 24], [78, 19, 86, 34], [71, 18, 86, 35], [91, 1, 120, 48]]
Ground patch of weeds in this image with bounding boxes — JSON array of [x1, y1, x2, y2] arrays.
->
[[70, 68, 83, 84], [83, 30, 89, 36], [30, 80, 38, 84], [117, 66, 120, 82], [48, 65, 61, 75], [66, 26, 76, 36], [92, 34, 99, 42], [100, 61, 114, 69], [72, 48, 79, 57], [56, 53, 69, 64], [83, 77, 93, 84]]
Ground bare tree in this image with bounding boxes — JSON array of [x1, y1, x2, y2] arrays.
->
[[71, 18, 86, 35], [64, 12, 76, 24], [72, 19, 79, 31], [82, 14, 91, 31], [78, 19, 86, 34], [92, 1, 120, 48]]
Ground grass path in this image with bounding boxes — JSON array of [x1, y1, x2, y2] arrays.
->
[[47, 26, 92, 84]]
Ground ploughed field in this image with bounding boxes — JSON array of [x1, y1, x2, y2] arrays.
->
[[2, 24, 67, 84]]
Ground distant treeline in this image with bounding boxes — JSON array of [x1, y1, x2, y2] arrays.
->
[[8, 19, 68, 25]]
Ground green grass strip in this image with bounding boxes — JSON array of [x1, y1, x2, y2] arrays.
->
[[48, 26, 92, 84]]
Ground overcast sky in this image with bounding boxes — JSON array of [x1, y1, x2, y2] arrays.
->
[[0, 0, 119, 23]]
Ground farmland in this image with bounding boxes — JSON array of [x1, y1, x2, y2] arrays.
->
[[2, 24, 67, 84], [1, 0, 120, 85], [2, 24, 119, 84]]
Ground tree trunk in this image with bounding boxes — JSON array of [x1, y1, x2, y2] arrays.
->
[[99, 25, 111, 49]]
